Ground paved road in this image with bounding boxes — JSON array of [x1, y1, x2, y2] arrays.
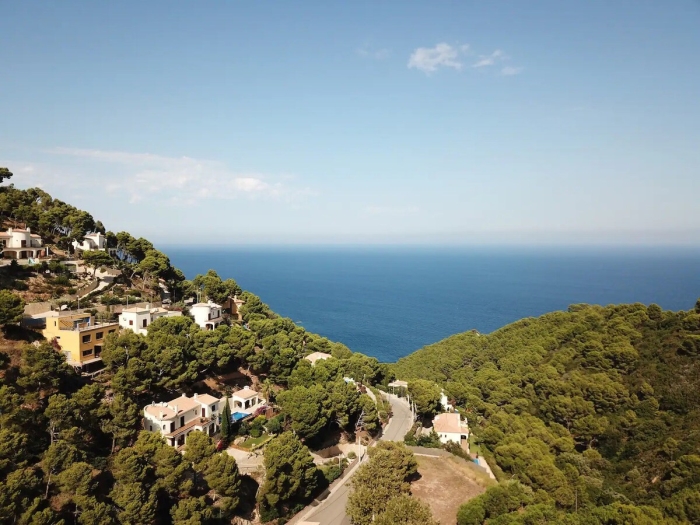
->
[[379, 394, 413, 442], [300, 394, 414, 525]]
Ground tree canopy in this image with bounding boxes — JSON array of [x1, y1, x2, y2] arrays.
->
[[393, 301, 700, 523]]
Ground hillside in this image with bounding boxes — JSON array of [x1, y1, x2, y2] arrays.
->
[[0, 173, 390, 524], [392, 301, 700, 523]]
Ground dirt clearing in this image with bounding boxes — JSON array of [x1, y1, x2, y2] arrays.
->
[[411, 454, 494, 524]]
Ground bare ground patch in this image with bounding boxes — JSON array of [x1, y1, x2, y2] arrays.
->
[[411, 455, 494, 524]]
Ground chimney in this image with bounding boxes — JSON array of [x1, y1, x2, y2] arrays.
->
[[181, 393, 186, 398], [194, 393, 198, 398], [159, 412, 164, 419], [174, 405, 178, 413], [26, 228, 30, 233]]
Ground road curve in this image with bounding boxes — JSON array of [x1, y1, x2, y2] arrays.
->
[[300, 394, 414, 525]]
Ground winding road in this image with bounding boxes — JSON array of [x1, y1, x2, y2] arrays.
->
[[299, 393, 414, 525]]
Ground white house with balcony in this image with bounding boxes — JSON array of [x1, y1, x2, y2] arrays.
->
[[229, 386, 266, 413], [71, 232, 107, 252], [119, 306, 182, 335], [144, 393, 222, 447], [0, 228, 45, 259], [432, 412, 469, 447], [190, 301, 224, 330]]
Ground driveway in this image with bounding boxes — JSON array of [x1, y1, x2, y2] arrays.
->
[[226, 447, 264, 474], [297, 394, 414, 525]]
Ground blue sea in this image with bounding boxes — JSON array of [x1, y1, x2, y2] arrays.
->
[[164, 246, 700, 363]]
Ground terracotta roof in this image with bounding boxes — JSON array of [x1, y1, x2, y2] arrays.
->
[[167, 395, 200, 413], [165, 417, 213, 438], [433, 413, 468, 435], [195, 394, 220, 406], [305, 351, 332, 364], [145, 404, 176, 420], [145, 392, 213, 420], [231, 387, 259, 400], [121, 307, 150, 314], [191, 302, 222, 309]]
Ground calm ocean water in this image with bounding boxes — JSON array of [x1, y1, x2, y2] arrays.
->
[[164, 246, 700, 363]]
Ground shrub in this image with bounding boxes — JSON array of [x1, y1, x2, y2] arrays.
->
[[347, 451, 357, 460], [11, 280, 29, 291], [52, 275, 71, 286], [258, 503, 279, 523], [250, 415, 266, 438], [237, 421, 250, 437], [320, 464, 343, 484], [417, 429, 442, 449], [265, 415, 283, 435]]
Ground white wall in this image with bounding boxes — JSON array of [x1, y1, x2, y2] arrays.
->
[[438, 432, 462, 445], [120, 311, 151, 335]]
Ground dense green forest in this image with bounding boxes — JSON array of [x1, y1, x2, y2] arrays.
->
[[393, 301, 700, 524], [0, 174, 388, 523]]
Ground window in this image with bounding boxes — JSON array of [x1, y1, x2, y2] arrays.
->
[[194, 409, 198, 415], [109, 329, 116, 334], [82, 334, 91, 343], [163, 425, 166, 430], [211, 404, 217, 412], [142, 319, 148, 328], [149, 425, 153, 431], [129, 320, 133, 326], [96, 331, 104, 340], [82, 349, 93, 357]]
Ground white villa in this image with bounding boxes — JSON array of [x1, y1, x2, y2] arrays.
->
[[229, 386, 266, 413], [144, 393, 221, 447], [190, 301, 224, 330], [0, 228, 45, 259], [305, 351, 332, 365], [119, 306, 182, 335], [440, 391, 454, 412], [432, 412, 469, 447], [72, 232, 107, 252]]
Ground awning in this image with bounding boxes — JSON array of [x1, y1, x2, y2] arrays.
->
[[79, 357, 103, 366]]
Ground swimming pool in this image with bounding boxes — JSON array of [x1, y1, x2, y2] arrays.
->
[[232, 412, 248, 422]]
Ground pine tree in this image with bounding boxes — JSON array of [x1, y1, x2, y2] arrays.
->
[[220, 397, 232, 443]]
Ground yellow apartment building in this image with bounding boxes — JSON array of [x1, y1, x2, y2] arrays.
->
[[43, 312, 119, 375]]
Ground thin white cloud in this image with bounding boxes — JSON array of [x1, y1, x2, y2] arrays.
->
[[35, 147, 313, 205], [501, 66, 524, 76], [472, 50, 506, 68], [357, 44, 391, 60], [365, 205, 420, 216], [408, 43, 463, 73]]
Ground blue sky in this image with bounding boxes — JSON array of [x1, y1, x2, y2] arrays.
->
[[1, 1, 699, 245]]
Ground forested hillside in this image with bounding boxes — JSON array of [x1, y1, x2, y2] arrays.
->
[[0, 172, 389, 524], [393, 302, 700, 524]]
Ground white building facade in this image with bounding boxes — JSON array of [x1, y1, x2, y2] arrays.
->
[[432, 412, 469, 447], [229, 386, 266, 413], [119, 306, 182, 335], [190, 301, 224, 330], [72, 232, 107, 252], [144, 393, 221, 447], [0, 228, 44, 259]]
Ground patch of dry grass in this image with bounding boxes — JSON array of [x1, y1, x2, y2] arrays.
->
[[411, 454, 495, 524]]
